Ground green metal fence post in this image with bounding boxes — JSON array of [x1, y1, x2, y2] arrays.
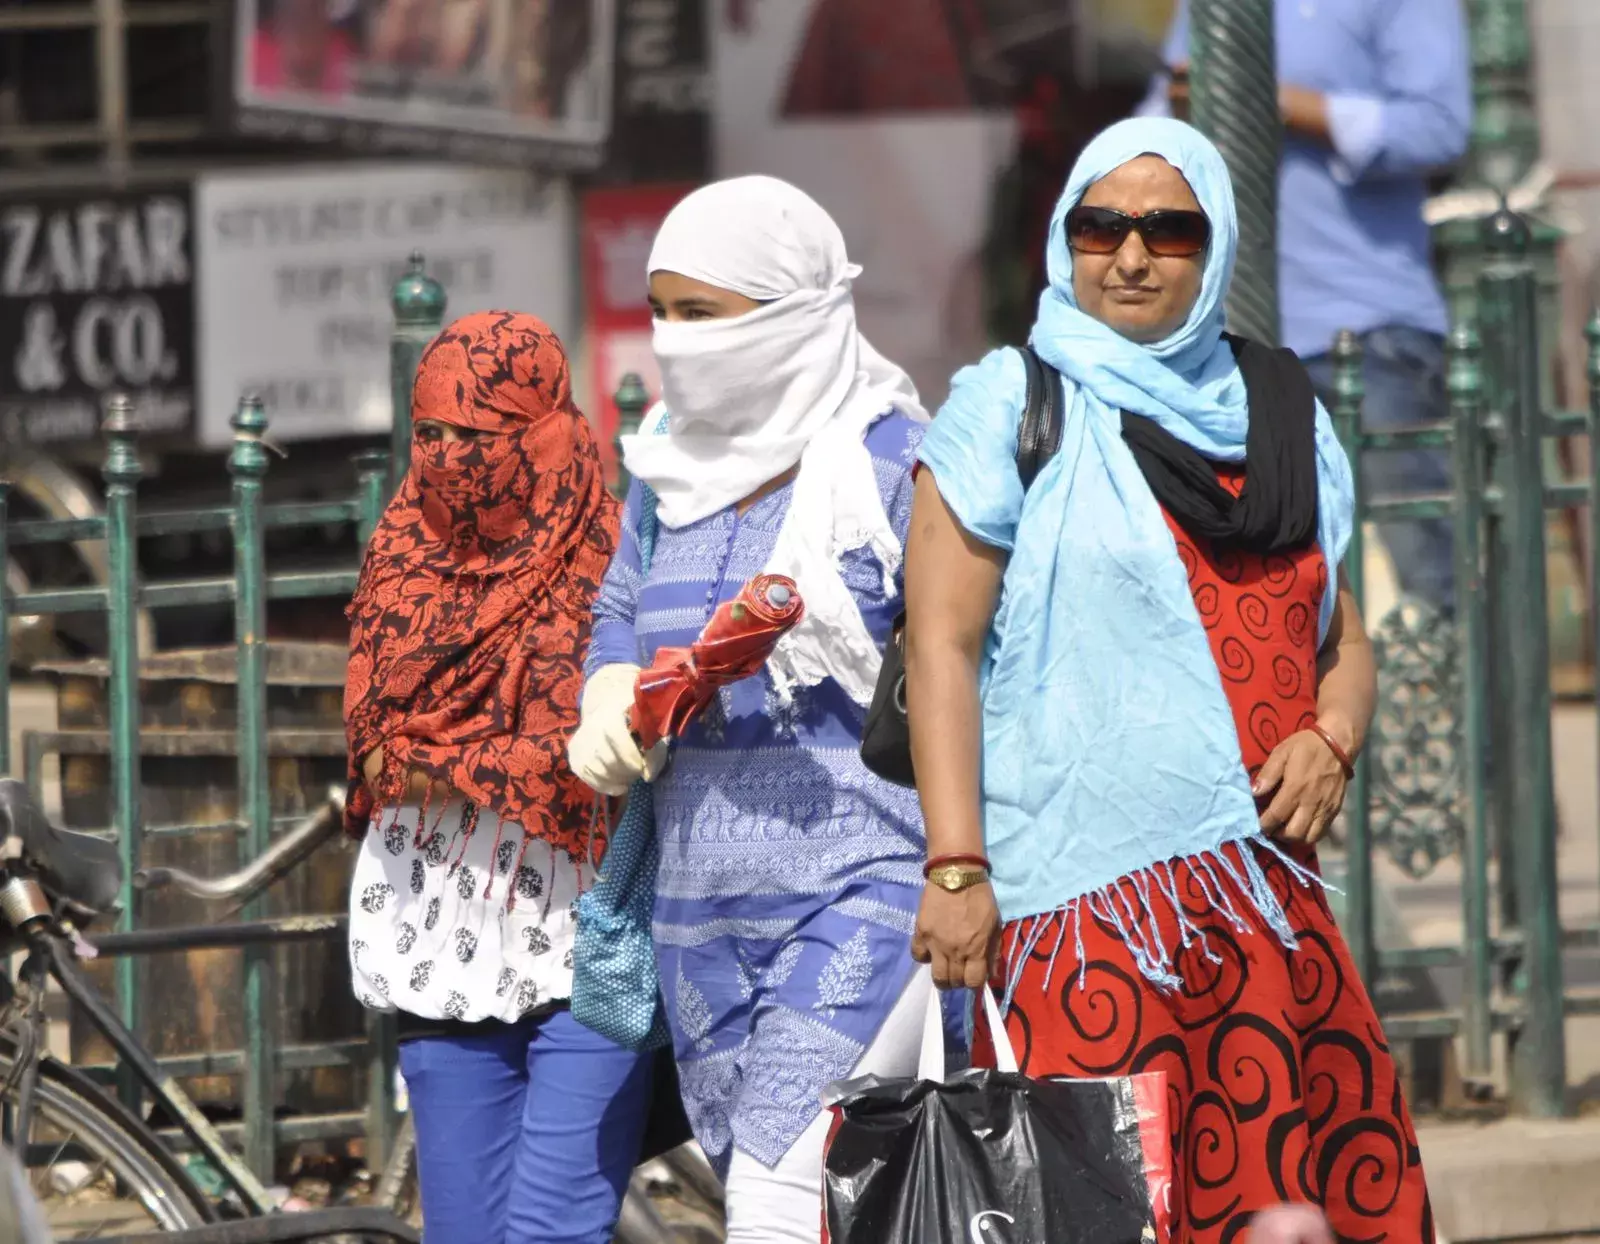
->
[[612, 373, 650, 497], [351, 426, 397, 1178], [390, 254, 448, 494], [228, 394, 277, 1178], [102, 394, 144, 1113], [1448, 323, 1493, 1084], [1330, 330, 1374, 985], [0, 479, 10, 775], [1188, 0, 1281, 345], [1587, 310, 1600, 969], [353, 449, 390, 547], [1480, 209, 1566, 1115]]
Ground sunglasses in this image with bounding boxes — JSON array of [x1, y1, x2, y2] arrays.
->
[[1065, 205, 1211, 258]]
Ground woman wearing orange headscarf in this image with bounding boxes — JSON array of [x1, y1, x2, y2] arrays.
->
[[343, 311, 650, 1244]]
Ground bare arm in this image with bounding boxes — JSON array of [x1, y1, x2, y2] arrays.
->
[[1256, 568, 1376, 843], [903, 469, 1006, 989], [1313, 569, 1377, 759], [905, 469, 1005, 858]]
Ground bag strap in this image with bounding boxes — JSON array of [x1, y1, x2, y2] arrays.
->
[[916, 968, 1018, 1081], [633, 409, 669, 577], [1016, 345, 1065, 491]]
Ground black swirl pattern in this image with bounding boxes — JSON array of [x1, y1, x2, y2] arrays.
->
[[981, 846, 1433, 1244], [971, 467, 1432, 1243]]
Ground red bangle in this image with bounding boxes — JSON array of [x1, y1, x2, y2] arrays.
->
[[1309, 723, 1356, 781], [924, 853, 991, 878]]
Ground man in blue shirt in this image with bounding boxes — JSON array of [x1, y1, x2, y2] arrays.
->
[[1141, 0, 1471, 612]]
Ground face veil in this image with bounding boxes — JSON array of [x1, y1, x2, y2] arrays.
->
[[343, 310, 620, 869]]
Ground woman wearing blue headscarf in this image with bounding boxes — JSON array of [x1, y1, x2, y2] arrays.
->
[[903, 119, 1433, 1241]]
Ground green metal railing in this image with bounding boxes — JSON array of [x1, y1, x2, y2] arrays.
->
[[0, 256, 651, 1179], [1330, 208, 1600, 1116]]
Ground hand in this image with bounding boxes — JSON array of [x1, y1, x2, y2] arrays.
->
[[911, 881, 1001, 991], [567, 664, 666, 796], [1167, 60, 1190, 120], [1254, 726, 1350, 846], [1249, 1204, 1334, 1244]]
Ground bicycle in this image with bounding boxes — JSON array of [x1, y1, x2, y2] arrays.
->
[[0, 777, 418, 1243], [0, 775, 727, 1242]]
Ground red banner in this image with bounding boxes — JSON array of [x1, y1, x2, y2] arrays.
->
[[579, 184, 692, 479]]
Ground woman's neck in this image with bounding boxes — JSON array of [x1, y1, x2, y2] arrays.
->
[[736, 464, 800, 516]]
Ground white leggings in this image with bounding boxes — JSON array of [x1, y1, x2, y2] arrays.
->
[[722, 969, 934, 1244]]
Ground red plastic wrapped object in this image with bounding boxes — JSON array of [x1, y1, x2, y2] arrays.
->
[[630, 574, 806, 751]]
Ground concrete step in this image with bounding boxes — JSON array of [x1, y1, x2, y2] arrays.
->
[[1421, 1116, 1600, 1241]]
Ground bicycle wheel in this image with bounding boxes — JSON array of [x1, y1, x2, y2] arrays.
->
[[0, 1041, 214, 1237]]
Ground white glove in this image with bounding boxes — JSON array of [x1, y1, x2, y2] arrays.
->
[[567, 663, 667, 796]]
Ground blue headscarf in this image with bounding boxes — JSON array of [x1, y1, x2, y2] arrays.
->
[[915, 118, 1354, 986]]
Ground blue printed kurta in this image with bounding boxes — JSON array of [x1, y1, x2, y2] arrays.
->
[[586, 412, 926, 1173]]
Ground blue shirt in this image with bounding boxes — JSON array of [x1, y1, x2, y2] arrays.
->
[[1140, 0, 1471, 358], [586, 412, 929, 1174]]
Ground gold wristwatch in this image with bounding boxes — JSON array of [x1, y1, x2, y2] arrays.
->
[[926, 862, 991, 893]]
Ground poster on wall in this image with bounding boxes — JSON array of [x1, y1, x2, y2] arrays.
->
[[715, 1, 1015, 409], [607, 0, 711, 182], [0, 186, 196, 445], [579, 184, 691, 477], [718, 1, 1171, 377], [195, 163, 573, 448], [232, 0, 614, 167]]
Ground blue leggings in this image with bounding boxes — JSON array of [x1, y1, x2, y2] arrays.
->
[[398, 1008, 653, 1244]]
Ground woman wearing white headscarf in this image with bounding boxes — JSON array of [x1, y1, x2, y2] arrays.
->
[[568, 176, 940, 1242]]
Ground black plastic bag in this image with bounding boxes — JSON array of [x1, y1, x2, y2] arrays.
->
[[823, 982, 1170, 1244]]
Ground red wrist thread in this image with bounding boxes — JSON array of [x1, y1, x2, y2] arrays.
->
[[1309, 723, 1356, 781], [923, 853, 991, 878]]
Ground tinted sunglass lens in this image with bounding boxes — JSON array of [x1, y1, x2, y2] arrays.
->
[[1141, 212, 1210, 257], [1066, 208, 1127, 254]]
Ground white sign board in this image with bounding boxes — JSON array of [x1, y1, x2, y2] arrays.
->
[[195, 163, 573, 447]]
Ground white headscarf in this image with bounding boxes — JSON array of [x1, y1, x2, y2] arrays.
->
[[621, 175, 929, 707]]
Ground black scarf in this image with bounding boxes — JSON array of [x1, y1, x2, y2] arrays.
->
[[1119, 334, 1320, 554]]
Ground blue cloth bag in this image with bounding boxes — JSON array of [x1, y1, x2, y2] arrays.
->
[[571, 475, 670, 1052]]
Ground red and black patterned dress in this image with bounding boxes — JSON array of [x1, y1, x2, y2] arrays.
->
[[973, 466, 1434, 1244]]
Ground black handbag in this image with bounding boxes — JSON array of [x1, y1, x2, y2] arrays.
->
[[860, 347, 1064, 788]]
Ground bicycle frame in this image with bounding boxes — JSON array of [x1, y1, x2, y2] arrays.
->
[[7, 933, 419, 1244]]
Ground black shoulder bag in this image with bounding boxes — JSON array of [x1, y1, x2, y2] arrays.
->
[[859, 347, 1065, 788]]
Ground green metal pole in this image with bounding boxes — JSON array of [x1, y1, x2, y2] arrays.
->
[[1464, 0, 1539, 195], [1188, 0, 1281, 345], [611, 373, 650, 498], [1480, 209, 1565, 1116], [102, 394, 144, 1114], [389, 253, 448, 495], [1448, 322, 1493, 1083], [353, 449, 390, 547], [0, 479, 10, 776], [229, 394, 276, 1178], [1329, 330, 1374, 985], [351, 424, 398, 1172], [1587, 310, 1600, 999]]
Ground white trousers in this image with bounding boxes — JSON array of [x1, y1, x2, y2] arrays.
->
[[722, 969, 934, 1244]]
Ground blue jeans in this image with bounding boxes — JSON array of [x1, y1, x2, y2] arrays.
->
[[398, 1008, 653, 1244], [1302, 325, 1455, 613]]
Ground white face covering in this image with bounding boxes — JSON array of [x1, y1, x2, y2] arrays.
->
[[621, 175, 929, 706]]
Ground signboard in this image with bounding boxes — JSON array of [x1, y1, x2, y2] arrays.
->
[[0, 186, 196, 445], [195, 163, 574, 448], [606, 0, 710, 182], [578, 184, 689, 475], [231, 0, 614, 167]]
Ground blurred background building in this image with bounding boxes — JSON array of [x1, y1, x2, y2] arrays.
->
[[3, 0, 1599, 653]]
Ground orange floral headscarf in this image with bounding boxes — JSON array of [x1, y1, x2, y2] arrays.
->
[[343, 311, 619, 869]]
